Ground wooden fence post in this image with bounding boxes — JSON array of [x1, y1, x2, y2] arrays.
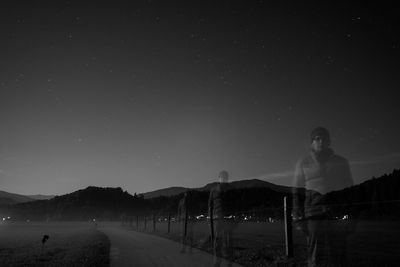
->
[[210, 213, 214, 242], [184, 209, 188, 237], [167, 213, 171, 234], [284, 196, 293, 257], [153, 214, 156, 231]]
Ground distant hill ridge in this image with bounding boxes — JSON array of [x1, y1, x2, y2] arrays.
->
[[141, 178, 293, 199], [0, 190, 35, 204], [5, 186, 141, 220], [2, 169, 399, 220], [28, 194, 55, 200], [0, 190, 55, 205]]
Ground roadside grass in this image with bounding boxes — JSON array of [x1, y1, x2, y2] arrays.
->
[[144, 230, 295, 266], [122, 221, 300, 267], [122, 219, 400, 267], [0, 222, 110, 267]]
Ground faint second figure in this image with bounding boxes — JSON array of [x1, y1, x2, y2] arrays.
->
[[292, 127, 356, 267], [178, 190, 196, 253], [208, 170, 237, 267]]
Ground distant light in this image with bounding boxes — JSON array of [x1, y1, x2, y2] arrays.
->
[[342, 215, 349, 220], [2, 218, 5, 221], [93, 219, 96, 222], [7, 216, 10, 219]]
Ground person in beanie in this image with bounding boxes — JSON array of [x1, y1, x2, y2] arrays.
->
[[292, 127, 355, 267]]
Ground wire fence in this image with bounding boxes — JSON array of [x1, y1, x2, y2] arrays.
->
[[118, 197, 400, 265]]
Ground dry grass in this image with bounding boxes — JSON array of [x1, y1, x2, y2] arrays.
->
[[123, 220, 296, 266], [123, 219, 400, 267], [0, 222, 110, 267]]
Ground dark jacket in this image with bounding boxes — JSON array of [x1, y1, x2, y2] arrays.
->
[[292, 148, 353, 219]]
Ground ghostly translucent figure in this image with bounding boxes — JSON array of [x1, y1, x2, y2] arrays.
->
[[293, 127, 357, 267]]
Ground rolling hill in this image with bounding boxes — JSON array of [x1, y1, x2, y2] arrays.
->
[[27, 194, 56, 200], [2, 169, 399, 220], [0, 190, 55, 205], [141, 178, 292, 199], [0, 190, 35, 204]]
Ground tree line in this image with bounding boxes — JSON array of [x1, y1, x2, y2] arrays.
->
[[1, 169, 399, 221]]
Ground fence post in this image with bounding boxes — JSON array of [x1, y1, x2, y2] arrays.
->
[[210, 213, 214, 242], [153, 214, 156, 231], [167, 213, 171, 234], [184, 209, 188, 237], [284, 196, 293, 258], [136, 215, 139, 230], [144, 216, 147, 231]]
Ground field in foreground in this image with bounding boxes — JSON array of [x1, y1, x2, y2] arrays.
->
[[122, 219, 400, 267], [2, 219, 399, 266], [0, 221, 110, 267]]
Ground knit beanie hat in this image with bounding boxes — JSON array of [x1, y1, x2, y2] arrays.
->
[[310, 127, 330, 143]]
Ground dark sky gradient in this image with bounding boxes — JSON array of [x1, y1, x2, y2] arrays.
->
[[1, 1, 399, 195]]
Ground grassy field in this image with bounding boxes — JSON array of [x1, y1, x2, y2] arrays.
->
[[4, 219, 397, 266], [124, 219, 400, 267], [123, 219, 300, 266], [0, 221, 110, 267]]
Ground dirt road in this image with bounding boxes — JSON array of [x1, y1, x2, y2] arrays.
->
[[100, 226, 242, 267]]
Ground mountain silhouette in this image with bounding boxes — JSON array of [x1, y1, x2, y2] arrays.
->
[[2, 170, 399, 221], [0, 190, 35, 204], [27, 194, 55, 200], [0, 191, 55, 206], [142, 178, 292, 199], [3, 186, 140, 221]]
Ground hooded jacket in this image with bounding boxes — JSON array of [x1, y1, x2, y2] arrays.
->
[[292, 148, 353, 219]]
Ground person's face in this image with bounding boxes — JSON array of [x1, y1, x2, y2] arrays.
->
[[311, 135, 330, 152], [219, 174, 228, 183]]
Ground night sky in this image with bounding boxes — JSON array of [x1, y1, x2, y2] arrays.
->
[[1, 1, 399, 195]]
